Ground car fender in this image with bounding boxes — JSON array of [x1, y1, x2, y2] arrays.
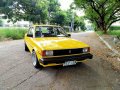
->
[[33, 47, 42, 61]]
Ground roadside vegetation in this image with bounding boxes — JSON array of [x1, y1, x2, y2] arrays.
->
[[75, 0, 120, 34], [0, 0, 86, 31], [0, 0, 119, 40], [0, 28, 27, 41], [97, 30, 120, 36], [97, 26, 120, 36], [108, 30, 120, 36]]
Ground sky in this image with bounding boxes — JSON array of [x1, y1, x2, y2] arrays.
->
[[58, 0, 73, 10], [58, 0, 85, 16]]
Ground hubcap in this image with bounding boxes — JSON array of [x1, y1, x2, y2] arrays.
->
[[32, 52, 37, 66]]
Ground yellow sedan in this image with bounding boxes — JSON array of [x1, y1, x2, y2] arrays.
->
[[24, 25, 93, 69]]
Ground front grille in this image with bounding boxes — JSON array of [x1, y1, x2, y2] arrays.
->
[[53, 48, 83, 56]]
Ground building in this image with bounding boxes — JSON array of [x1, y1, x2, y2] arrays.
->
[[0, 14, 30, 27]]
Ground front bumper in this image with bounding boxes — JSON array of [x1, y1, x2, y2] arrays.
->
[[39, 53, 93, 65]]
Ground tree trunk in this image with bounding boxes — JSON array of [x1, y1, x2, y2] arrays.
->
[[103, 29, 107, 34], [98, 18, 108, 34]]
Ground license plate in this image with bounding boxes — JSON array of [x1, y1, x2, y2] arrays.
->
[[63, 61, 76, 66]]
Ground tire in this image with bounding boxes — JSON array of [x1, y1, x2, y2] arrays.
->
[[32, 51, 43, 69], [25, 43, 29, 51]]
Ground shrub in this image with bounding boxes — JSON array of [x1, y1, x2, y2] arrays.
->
[[0, 28, 27, 40]]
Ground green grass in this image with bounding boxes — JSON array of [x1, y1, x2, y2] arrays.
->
[[96, 30, 120, 36], [0, 27, 27, 41], [110, 26, 120, 30], [108, 30, 120, 36], [96, 31, 104, 35]]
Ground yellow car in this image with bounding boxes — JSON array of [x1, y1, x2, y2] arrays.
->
[[24, 25, 93, 69]]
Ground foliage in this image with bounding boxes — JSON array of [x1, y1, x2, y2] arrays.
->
[[74, 15, 86, 31], [0, 0, 60, 24], [74, 0, 120, 34], [50, 11, 68, 26], [0, 28, 27, 40], [65, 10, 72, 26], [0, 0, 86, 32], [48, 0, 60, 23], [110, 26, 120, 30]]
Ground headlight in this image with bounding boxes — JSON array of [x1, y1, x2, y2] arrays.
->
[[45, 50, 53, 56], [83, 48, 89, 53]]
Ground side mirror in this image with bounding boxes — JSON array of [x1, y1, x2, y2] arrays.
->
[[27, 34, 33, 37], [67, 34, 71, 37]]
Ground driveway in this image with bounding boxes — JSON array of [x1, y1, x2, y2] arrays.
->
[[0, 32, 120, 90]]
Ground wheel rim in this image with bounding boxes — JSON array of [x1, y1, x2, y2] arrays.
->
[[32, 52, 37, 66]]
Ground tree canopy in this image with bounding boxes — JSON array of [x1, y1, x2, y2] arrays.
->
[[74, 0, 120, 33], [74, 15, 86, 31], [0, 0, 86, 31], [0, 0, 53, 23]]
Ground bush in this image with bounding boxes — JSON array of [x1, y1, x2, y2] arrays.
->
[[0, 28, 27, 40]]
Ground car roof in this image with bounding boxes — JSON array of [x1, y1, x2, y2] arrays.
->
[[33, 25, 61, 27]]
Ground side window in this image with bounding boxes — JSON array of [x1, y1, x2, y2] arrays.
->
[[28, 28, 33, 35], [35, 27, 42, 37], [27, 27, 33, 37]]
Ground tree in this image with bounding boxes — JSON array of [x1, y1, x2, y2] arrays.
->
[[0, 0, 61, 24], [0, 0, 48, 24], [74, 0, 120, 34], [74, 16, 86, 31], [48, 0, 60, 23], [51, 11, 67, 26]]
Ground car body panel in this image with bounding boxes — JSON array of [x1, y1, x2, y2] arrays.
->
[[32, 37, 89, 50], [40, 60, 87, 67]]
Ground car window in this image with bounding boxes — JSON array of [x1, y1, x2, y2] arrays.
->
[[41, 27, 49, 33], [34, 26, 68, 37], [27, 27, 34, 37], [35, 27, 42, 37], [28, 27, 33, 35]]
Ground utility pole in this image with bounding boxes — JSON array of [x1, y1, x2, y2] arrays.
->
[[70, 11, 74, 32]]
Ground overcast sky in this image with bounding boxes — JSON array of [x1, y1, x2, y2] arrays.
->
[[58, 0, 73, 10], [58, 0, 85, 16]]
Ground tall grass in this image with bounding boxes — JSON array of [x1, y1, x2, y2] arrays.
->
[[0, 27, 27, 41]]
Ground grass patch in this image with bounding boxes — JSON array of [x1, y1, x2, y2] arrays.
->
[[108, 30, 120, 36], [110, 26, 120, 30], [0, 27, 27, 41], [96, 31, 104, 35], [96, 30, 120, 36]]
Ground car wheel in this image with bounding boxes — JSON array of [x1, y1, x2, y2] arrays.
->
[[25, 43, 29, 51], [32, 51, 43, 69]]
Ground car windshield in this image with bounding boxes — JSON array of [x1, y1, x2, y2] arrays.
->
[[35, 26, 68, 37]]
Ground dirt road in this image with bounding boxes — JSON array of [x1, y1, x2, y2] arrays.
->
[[0, 32, 120, 90]]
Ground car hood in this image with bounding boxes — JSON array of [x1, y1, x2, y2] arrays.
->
[[33, 37, 89, 50]]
